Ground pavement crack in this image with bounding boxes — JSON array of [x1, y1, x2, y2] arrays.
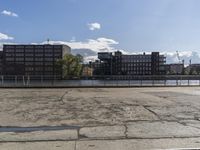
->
[[59, 91, 68, 104], [124, 124, 128, 138], [143, 106, 161, 120], [176, 120, 200, 131], [79, 134, 88, 139], [74, 141, 77, 150]]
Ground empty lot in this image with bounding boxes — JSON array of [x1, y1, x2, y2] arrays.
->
[[1, 87, 200, 149]]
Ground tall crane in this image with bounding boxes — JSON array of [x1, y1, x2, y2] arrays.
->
[[176, 51, 182, 64]]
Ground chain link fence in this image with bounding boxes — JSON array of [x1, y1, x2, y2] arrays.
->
[[0, 75, 200, 87]]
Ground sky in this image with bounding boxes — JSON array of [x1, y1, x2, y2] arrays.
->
[[1, 0, 200, 63]]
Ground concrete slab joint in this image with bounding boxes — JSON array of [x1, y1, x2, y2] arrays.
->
[[79, 125, 126, 139], [127, 121, 200, 139], [0, 129, 78, 142]]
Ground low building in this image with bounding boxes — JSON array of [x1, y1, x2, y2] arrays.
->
[[93, 51, 166, 76], [2, 44, 71, 79], [187, 64, 200, 75], [0, 51, 3, 75], [165, 63, 184, 75], [82, 66, 93, 77]]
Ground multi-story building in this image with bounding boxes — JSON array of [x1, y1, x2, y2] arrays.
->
[[93, 51, 166, 76], [186, 64, 200, 75], [165, 63, 184, 75], [2, 44, 71, 79], [0, 51, 3, 75]]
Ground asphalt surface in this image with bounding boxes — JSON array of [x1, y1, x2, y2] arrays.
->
[[1, 87, 200, 149]]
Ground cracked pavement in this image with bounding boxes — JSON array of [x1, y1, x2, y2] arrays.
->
[[1, 87, 200, 149]]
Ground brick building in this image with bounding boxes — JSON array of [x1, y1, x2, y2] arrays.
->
[[1, 44, 71, 79], [93, 51, 166, 76]]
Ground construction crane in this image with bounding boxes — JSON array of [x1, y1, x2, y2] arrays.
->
[[189, 59, 192, 66], [176, 51, 182, 64]]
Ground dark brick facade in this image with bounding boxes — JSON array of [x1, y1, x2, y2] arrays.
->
[[93, 51, 166, 76], [1, 44, 71, 79]]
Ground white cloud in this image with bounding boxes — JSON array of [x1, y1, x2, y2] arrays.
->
[[42, 37, 121, 62], [1, 10, 18, 17], [0, 43, 2, 51], [2, 37, 200, 65], [0, 33, 14, 40], [43, 37, 119, 53], [163, 51, 200, 65], [84, 55, 98, 62], [87, 22, 101, 31]]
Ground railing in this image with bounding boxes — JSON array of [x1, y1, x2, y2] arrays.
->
[[0, 75, 200, 87]]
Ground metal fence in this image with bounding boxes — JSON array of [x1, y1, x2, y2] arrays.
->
[[0, 75, 200, 87]]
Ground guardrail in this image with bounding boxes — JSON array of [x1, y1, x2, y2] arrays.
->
[[0, 75, 200, 87]]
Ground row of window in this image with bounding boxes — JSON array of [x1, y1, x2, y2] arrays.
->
[[25, 67, 53, 72], [121, 64, 152, 66], [5, 49, 62, 53], [121, 68, 152, 71], [6, 62, 54, 66], [25, 72, 55, 76], [121, 60, 152, 63], [5, 45, 62, 48], [6, 57, 59, 61], [121, 56, 152, 59], [5, 53, 61, 57], [125, 71, 152, 75]]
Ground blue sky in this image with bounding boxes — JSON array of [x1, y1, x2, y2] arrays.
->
[[1, 0, 200, 54]]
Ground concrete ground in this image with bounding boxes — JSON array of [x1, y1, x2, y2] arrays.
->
[[1, 87, 200, 149]]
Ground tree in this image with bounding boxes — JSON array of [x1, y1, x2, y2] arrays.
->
[[191, 70, 198, 75], [184, 69, 189, 75], [56, 54, 83, 79], [76, 54, 84, 63]]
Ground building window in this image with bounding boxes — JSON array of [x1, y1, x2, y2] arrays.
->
[[35, 49, 44, 53], [5, 49, 15, 53], [16, 58, 24, 61], [35, 57, 43, 61], [16, 53, 24, 57], [16, 49, 24, 53], [6, 57, 14, 61], [25, 57, 34, 61], [35, 53, 43, 57], [35, 62, 43, 65], [45, 57, 53, 61], [45, 53, 53, 57]]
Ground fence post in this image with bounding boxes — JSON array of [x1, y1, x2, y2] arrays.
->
[[23, 76, 25, 86], [51, 76, 54, 86], [27, 76, 30, 86], [188, 80, 189, 86], [1, 76, 3, 86], [15, 76, 17, 85], [41, 75, 43, 86]]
